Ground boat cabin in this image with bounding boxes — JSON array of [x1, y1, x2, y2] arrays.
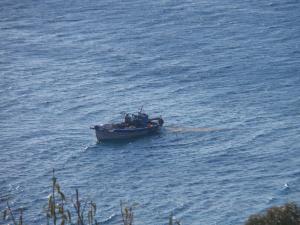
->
[[124, 112, 149, 128]]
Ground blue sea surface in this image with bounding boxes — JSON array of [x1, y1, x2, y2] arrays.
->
[[1, 0, 300, 224]]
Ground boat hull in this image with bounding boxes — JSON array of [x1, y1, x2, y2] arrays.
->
[[94, 125, 161, 141]]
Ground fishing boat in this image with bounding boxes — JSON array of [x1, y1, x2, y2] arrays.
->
[[90, 110, 164, 141]]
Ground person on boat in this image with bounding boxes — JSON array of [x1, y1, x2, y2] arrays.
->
[[125, 113, 131, 125]]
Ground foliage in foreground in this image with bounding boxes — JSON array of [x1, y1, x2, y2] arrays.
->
[[2, 170, 300, 225], [245, 202, 300, 225], [2, 170, 180, 225]]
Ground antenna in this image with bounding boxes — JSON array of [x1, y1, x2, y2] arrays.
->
[[139, 105, 144, 113]]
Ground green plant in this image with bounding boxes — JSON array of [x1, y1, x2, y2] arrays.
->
[[2, 201, 23, 225], [245, 202, 300, 225], [45, 169, 99, 225], [168, 213, 181, 225], [1, 169, 184, 225], [120, 201, 134, 225], [46, 169, 70, 225]]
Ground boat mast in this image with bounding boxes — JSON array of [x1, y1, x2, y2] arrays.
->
[[139, 105, 144, 113]]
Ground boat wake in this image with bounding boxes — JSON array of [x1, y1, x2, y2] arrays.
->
[[166, 126, 222, 132]]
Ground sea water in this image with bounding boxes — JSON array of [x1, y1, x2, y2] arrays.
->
[[0, 0, 300, 224]]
